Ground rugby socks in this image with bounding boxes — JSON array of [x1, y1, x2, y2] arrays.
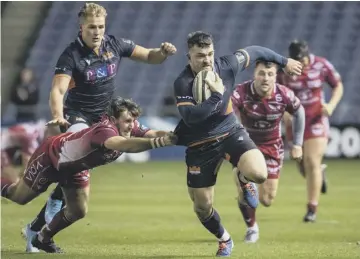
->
[[38, 209, 73, 242], [1, 177, 14, 198], [30, 186, 64, 232], [200, 208, 230, 241], [307, 202, 318, 214], [239, 202, 256, 228], [50, 184, 64, 200], [30, 205, 47, 232]]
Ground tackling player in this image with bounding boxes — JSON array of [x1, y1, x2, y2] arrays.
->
[[1, 97, 177, 253], [173, 31, 302, 257], [232, 61, 305, 243], [24, 2, 177, 252], [278, 40, 343, 222]]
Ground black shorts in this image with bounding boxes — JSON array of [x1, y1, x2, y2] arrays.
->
[[60, 109, 97, 133], [186, 127, 257, 188]]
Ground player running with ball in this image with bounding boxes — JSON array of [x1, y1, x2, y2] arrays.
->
[[173, 31, 303, 257]]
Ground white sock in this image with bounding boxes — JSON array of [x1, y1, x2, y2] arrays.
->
[[248, 223, 259, 232], [218, 229, 231, 242]]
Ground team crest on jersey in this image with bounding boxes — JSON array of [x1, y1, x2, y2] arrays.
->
[[102, 52, 115, 60], [275, 94, 282, 102]]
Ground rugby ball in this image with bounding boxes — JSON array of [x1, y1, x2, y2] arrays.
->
[[192, 70, 216, 104]]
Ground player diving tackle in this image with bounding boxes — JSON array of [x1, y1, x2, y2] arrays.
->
[[1, 97, 177, 253]]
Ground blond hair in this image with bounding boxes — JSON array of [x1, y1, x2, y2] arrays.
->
[[78, 3, 107, 24]]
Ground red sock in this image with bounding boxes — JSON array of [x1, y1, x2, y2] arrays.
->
[[1, 177, 15, 198], [239, 202, 256, 227]]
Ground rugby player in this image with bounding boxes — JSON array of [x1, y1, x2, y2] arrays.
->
[[232, 61, 305, 243], [23, 2, 177, 252], [1, 97, 177, 253], [278, 40, 343, 222], [173, 31, 303, 257]]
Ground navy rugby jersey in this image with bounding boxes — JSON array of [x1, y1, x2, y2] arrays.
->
[[174, 54, 247, 146], [54, 34, 135, 121]]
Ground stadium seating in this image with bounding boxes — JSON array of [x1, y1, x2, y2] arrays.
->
[[24, 1, 360, 124]]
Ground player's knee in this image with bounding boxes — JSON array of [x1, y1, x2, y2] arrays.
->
[[238, 149, 268, 184], [303, 156, 320, 172], [66, 203, 88, 221], [75, 204, 88, 219], [194, 201, 213, 220]]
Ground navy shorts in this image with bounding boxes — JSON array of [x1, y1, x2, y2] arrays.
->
[[186, 127, 257, 188]]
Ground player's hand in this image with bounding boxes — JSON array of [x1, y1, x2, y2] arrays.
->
[[321, 103, 334, 117], [46, 117, 70, 127], [284, 58, 303, 76], [290, 145, 303, 162], [205, 72, 225, 95], [163, 132, 178, 146], [160, 42, 177, 56]]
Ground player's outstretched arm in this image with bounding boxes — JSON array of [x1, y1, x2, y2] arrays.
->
[[130, 43, 177, 64], [235, 46, 303, 76], [103, 134, 177, 153], [144, 130, 170, 138]]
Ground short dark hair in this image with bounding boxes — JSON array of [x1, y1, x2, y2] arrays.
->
[[187, 31, 213, 49], [107, 97, 142, 119], [288, 40, 309, 60], [255, 60, 278, 69]]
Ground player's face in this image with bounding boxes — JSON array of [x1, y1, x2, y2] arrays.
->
[[188, 44, 215, 73], [116, 110, 135, 138], [254, 64, 277, 97], [80, 16, 106, 49]]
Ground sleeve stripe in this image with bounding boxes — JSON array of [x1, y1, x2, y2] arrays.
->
[[176, 102, 195, 107]]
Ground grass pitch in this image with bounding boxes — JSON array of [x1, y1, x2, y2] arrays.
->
[[2, 160, 360, 259]]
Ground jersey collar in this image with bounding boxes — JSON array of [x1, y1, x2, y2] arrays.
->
[[250, 81, 276, 100], [76, 33, 106, 56]]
